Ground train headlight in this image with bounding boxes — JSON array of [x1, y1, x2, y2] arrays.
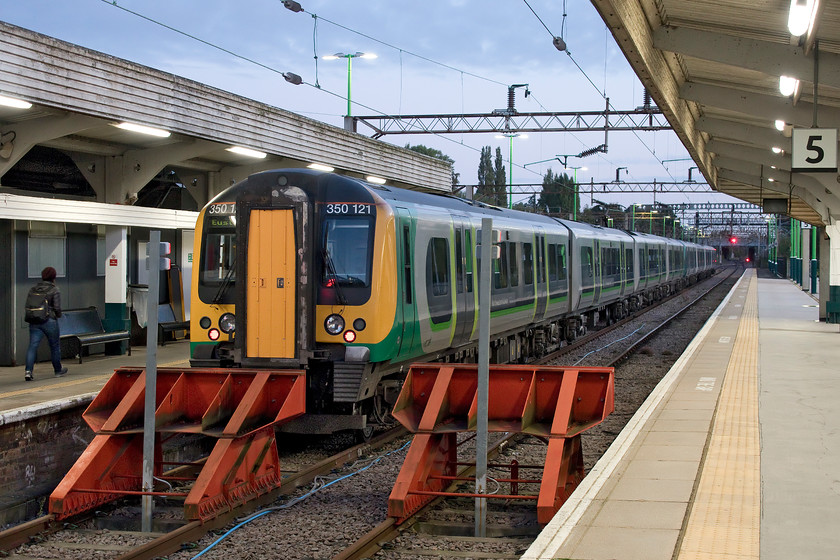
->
[[219, 313, 236, 334], [325, 314, 345, 335]]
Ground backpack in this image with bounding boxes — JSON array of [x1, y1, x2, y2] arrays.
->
[[24, 284, 52, 324]]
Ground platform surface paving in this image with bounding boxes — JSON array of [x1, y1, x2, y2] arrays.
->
[[523, 269, 840, 560]]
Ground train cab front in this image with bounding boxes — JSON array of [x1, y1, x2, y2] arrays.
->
[[189, 170, 400, 436]]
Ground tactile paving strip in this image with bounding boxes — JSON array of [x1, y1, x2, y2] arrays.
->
[[678, 272, 760, 559]]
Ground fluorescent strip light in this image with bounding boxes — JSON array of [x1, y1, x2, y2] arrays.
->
[[308, 163, 334, 172], [226, 146, 267, 158], [775, 120, 786, 131], [772, 146, 784, 154], [0, 94, 32, 109], [366, 175, 387, 184], [115, 122, 171, 137]]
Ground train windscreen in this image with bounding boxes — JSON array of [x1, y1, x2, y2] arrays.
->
[[199, 214, 236, 304]]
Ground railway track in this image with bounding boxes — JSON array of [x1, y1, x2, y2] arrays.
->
[[331, 266, 742, 560], [0, 428, 408, 559], [1, 267, 741, 560]]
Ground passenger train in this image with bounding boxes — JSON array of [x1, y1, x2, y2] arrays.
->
[[189, 169, 717, 436]]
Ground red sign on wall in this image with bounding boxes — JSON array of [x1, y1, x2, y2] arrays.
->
[[109, 258, 118, 266]]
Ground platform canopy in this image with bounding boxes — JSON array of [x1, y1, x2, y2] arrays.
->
[[593, 0, 840, 227], [0, 20, 452, 214]]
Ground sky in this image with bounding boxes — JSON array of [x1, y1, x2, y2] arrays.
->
[[2, 0, 742, 209]]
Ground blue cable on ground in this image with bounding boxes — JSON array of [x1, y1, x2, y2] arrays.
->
[[190, 439, 411, 559]]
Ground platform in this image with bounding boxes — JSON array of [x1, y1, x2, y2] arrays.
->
[[523, 269, 840, 560], [0, 341, 190, 419]]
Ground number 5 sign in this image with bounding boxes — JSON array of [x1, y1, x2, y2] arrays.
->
[[792, 128, 838, 172]]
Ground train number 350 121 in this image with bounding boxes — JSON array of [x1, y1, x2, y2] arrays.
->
[[324, 203, 373, 215]]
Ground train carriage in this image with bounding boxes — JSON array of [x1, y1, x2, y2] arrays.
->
[[190, 169, 716, 436]]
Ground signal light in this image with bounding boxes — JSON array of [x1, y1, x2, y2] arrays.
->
[[729, 236, 737, 244]]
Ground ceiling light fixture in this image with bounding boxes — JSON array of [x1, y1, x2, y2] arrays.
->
[[308, 163, 334, 172], [779, 76, 800, 97], [0, 94, 32, 109], [115, 122, 171, 137], [226, 146, 267, 158], [366, 175, 386, 184], [775, 120, 786, 131], [772, 146, 784, 154], [788, 0, 819, 37]]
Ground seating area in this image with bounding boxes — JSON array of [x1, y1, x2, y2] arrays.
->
[[57, 307, 131, 363]]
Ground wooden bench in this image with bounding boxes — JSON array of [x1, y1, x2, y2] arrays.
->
[[158, 303, 189, 346], [58, 307, 131, 363]]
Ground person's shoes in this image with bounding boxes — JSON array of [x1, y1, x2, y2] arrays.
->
[[24, 371, 33, 381], [54, 367, 68, 377]]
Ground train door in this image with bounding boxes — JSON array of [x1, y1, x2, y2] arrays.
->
[[246, 209, 296, 358], [534, 227, 548, 320], [452, 216, 475, 346], [593, 239, 602, 303], [396, 207, 416, 356]]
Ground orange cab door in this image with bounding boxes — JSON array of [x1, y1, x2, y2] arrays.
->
[[246, 209, 296, 358]]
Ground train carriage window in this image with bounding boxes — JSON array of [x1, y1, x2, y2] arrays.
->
[[548, 243, 558, 282], [580, 246, 594, 290], [625, 248, 634, 277], [455, 230, 465, 294], [557, 245, 567, 281], [494, 242, 508, 289], [509, 242, 519, 287], [403, 225, 412, 304], [523, 242, 533, 285], [537, 236, 545, 284], [427, 237, 450, 297], [465, 230, 473, 293]]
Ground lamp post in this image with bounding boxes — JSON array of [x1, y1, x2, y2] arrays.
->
[[323, 51, 377, 119], [565, 166, 586, 221], [495, 132, 527, 209], [649, 209, 658, 234]]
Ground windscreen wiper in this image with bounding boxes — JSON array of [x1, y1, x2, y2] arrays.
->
[[212, 257, 236, 304], [322, 248, 347, 305]]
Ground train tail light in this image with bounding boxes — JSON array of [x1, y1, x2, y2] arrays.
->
[[343, 330, 356, 343]]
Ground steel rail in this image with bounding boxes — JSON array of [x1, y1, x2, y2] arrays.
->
[[606, 266, 739, 368], [333, 433, 519, 560]]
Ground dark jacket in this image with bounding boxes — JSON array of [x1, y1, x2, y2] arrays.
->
[[34, 280, 62, 319]]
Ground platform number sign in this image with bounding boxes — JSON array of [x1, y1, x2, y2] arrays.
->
[[792, 128, 838, 172]]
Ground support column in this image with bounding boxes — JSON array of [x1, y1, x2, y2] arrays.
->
[[825, 224, 840, 323], [104, 226, 129, 352], [811, 227, 818, 294], [819, 227, 830, 321], [801, 227, 811, 292], [181, 229, 194, 321]]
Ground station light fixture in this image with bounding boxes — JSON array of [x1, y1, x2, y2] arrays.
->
[[115, 121, 171, 138], [787, 0, 819, 37], [365, 175, 386, 184], [775, 120, 786, 132], [0, 94, 32, 109], [308, 163, 335, 172], [779, 75, 800, 97], [772, 146, 784, 154], [226, 146, 267, 159]]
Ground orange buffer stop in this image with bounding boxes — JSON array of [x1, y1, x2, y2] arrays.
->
[[387, 364, 614, 525], [49, 367, 305, 521]]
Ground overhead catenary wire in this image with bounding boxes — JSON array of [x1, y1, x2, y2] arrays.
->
[[99, 0, 496, 172]]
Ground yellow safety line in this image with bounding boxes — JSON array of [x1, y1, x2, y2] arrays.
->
[[0, 359, 190, 400], [678, 271, 760, 559]]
